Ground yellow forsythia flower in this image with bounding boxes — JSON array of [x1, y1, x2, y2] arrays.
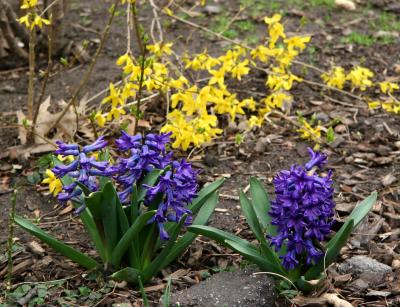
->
[[42, 169, 62, 196], [17, 13, 50, 30], [94, 112, 107, 127], [367, 101, 381, 110], [379, 82, 399, 94], [248, 116, 263, 128], [321, 67, 346, 90], [147, 43, 173, 57], [21, 0, 38, 9], [346, 66, 374, 91], [297, 120, 321, 143]]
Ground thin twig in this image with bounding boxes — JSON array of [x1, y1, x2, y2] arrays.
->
[[27, 26, 36, 121], [302, 79, 364, 102], [32, 16, 53, 136], [5, 189, 17, 297], [132, 5, 144, 55], [44, 0, 120, 136], [218, 5, 246, 36], [126, 0, 132, 54], [40, 0, 62, 17], [135, 48, 147, 132], [149, 0, 163, 43]]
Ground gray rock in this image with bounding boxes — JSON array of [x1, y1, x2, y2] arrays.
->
[[315, 112, 330, 123], [338, 255, 392, 276], [255, 137, 269, 153], [170, 268, 276, 307]]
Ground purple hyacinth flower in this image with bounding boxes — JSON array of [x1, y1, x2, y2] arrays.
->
[[305, 147, 327, 170], [112, 131, 198, 240], [54, 141, 80, 156], [52, 138, 111, 211], [82, 136, 108, 153], [145, 132, 172, 152], [268, 150, 334, 271], [52, 159, 79, 177], [115, 131, 142, 151]]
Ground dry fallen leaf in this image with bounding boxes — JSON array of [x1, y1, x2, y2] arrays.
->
[[335, 0, 356, 11], [17, 95, 89, 146]]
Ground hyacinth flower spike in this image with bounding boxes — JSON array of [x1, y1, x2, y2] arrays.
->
[[268, 148, 335, 271], [51, 137, 109, 213], [190, 147, 377, 293]]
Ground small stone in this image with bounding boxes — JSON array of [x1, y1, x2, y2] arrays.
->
[[170, 267, 276, 307], [381, 174, 397, 187], [315, 112, 330, 123], [374, 124, 385, 132], [203, 5, 222, 15], [395, 141, 400, 149], [255, 137, 269, 153], [329, 135, 345, 148], [27, 241, 45, 256], [391, 259, 400, 270], [344, 156, 354, 163], [334, 124, 347, 133], [338, 255, 392, 276], [335, 0, 356, 11]]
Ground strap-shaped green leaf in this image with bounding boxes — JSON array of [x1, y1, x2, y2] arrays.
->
[[80, 208, 108, 263], [101, 182, 119, 257], [159, 191, 220, 270], [188, 178, 225, 214], [110, 210, 156, 268], [111, 267, 141, 283], [250, 177, 275, 235], [348, 191, 377, 228], [304, 219, 354, 280], [189, 224, 259, 252], [239, 190, 267, 246], [224, 239, 286, 275], [142, 215, 188, 282], [84, 191, 103, 220], [15, 215, 98, 269]]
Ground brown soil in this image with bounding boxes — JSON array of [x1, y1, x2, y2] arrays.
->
[[1, 0, 400, 306]]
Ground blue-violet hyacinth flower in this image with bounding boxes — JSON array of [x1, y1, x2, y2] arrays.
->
[[268, 148, 334, 270], [52, 136, 109, 213], [111, 132, 198, 240]]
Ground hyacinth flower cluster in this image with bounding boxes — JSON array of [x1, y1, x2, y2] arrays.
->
[[50, 132, 198, 240], [268, 148, 335, 270], [16, 131, 223, 283], [110, 131, 199, 240], [52, 137, 109, 214]]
